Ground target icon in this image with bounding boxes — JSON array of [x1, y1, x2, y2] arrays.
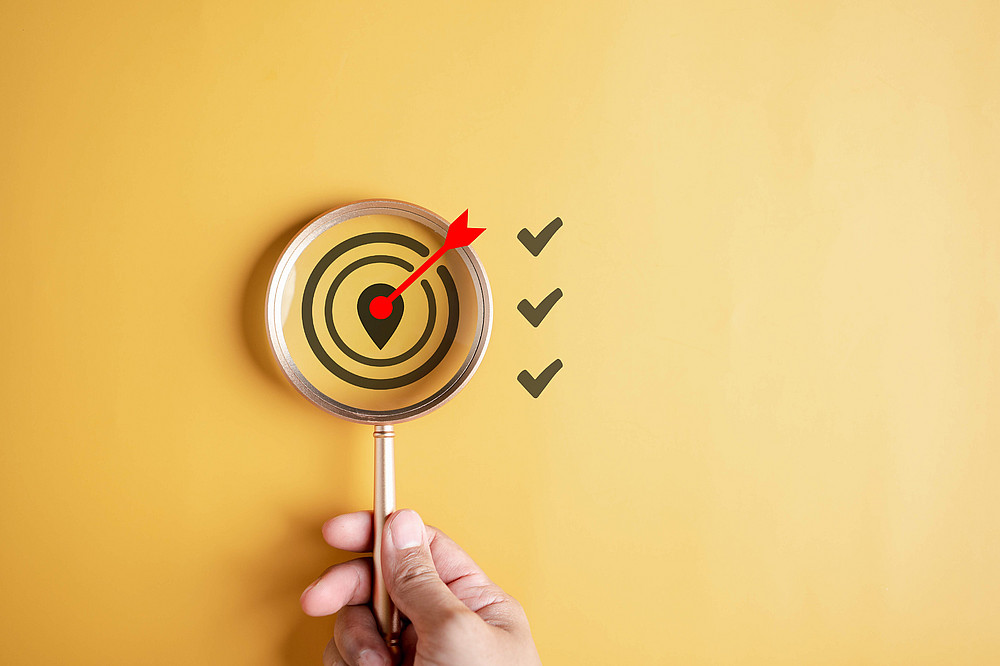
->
[[301, 231, 460, 390], [265, 200, 492, 423]]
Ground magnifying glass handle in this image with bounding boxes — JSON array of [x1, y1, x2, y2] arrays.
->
[[373, 425, 403, 655]]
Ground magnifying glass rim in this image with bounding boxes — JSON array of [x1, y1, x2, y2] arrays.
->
[[265, 199, 493, 424]]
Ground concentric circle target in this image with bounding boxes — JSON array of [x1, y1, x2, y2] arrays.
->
[[265, 200, 492, 424]]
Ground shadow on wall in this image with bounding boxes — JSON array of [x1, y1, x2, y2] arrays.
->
[[225, 501, 365, 665], [241, 209, 308, 384], [239, 201, 373, 664], [241, 200, 362, 383], [266, 507, 364, 666]]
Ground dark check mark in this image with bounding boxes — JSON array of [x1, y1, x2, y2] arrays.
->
[[517, 359, 563, 398], [517, 288, 563, 327], [517, 217, 563, 256]]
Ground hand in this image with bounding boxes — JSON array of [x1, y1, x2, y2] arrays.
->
[[300, 509, 542, 666]]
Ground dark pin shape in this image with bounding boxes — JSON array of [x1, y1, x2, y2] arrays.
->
[[358, 283, 403, 350]]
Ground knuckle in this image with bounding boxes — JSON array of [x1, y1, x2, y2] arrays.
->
[[506, 594, 526, 617], [508, 599, 531, 627], [394, 553, 439, 592], [472, 583, 520, 612], [468, 585, 530, 629], [503, 593, 525, 615]]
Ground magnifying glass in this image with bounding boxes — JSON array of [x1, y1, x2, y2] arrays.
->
[[264, 199, 492, 652]]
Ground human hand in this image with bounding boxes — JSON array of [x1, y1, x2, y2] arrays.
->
[[300, 509, 542, 666]]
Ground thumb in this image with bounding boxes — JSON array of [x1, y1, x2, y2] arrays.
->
[[381, 510, 472, 633]]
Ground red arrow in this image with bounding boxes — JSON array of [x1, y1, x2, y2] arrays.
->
[[369, 210, 484, 319]]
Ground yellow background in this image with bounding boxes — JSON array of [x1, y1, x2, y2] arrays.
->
[[1, 2, 998, 664]]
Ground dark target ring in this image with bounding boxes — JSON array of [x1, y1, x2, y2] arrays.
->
[[301, 232, 460, 390]]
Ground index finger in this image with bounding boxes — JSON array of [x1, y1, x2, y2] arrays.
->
[[322, 511, 493, 586], [322, 511, 376, 553]]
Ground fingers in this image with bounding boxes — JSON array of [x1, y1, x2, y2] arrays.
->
[[310, 512, 528, 664], [333, 605, 393, 666], [394, 516, 522, 630], [425, 529, 497, 596], [422, 529, 520, 627], [320, 510, 526, 630], [381, 509, 476, 635], [300, 557, 372, 617], [323, 512, 375, 553], [323, 511, 493, 587]]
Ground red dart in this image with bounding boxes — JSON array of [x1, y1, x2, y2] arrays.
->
[[369, 210, 484, 319]]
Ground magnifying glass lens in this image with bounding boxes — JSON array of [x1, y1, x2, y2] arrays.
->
[[272, 211, 486, 417]]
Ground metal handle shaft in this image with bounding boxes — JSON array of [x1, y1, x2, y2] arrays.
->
[[373, 425, 402, 654]]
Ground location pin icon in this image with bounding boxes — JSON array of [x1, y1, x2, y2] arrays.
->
[[358, 283, 403, 349]]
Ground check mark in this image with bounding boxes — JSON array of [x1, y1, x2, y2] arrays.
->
[[517, 288, 563, 327], [517, 359, 563, 398], [517, 217, 563, 256]]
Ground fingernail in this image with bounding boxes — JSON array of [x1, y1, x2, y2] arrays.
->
[[389, 509, 424, 549], [357, 649, 386, 666]]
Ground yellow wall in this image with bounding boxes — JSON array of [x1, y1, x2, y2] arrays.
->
[[2, 2, 998, 664]]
